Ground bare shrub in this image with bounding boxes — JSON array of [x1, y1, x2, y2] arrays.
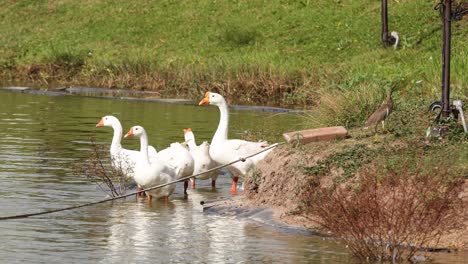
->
[[303, 157, 465, 262], [73, 139, 131, 197]]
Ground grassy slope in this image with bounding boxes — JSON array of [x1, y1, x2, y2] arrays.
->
[[0, 1, 466, 113]]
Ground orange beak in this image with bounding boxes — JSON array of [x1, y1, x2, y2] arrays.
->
[[183, 128, 192, 134], [124, 128, 134, 138], [96, 118, 104, 127], [198, 92, 210, 105]]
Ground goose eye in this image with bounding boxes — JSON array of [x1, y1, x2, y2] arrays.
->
[[105, 117, 108, 120], [211, 95, 215, 97]]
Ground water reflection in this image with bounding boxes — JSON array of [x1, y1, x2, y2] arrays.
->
[[99, 195, 343, 264]]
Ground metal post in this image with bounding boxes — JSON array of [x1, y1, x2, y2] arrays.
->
[[381, 0, 389, 47], [441, 0, 452, 118]]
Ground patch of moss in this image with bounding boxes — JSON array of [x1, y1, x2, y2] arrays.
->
[[303, 143, 380, 183]]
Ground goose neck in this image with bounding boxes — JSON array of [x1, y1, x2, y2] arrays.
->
[[213, 100, 229, 143], [139, 132, 150, 165], [187, 139, 197, 150], [110, 123, 123, 153]]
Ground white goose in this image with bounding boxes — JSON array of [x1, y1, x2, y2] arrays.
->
[[95, 115, 157, 179], [155, 141, 194, 194], [124, 125, 178, 202], [199, 92, 275, 193], [183, 128, 218, 188]]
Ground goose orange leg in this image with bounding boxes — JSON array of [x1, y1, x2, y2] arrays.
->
[[230, 176, 239, 194], [191, 178, 196, 189], [164, 196, 169, 204], [147, 194, 153, 203]]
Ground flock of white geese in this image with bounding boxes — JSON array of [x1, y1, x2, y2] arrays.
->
[[95, 92, 275, 203]]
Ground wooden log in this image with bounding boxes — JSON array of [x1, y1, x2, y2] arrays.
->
[[283, 126, 348, 144]]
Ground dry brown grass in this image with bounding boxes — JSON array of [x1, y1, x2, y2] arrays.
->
[[1, 64, 318, 107]]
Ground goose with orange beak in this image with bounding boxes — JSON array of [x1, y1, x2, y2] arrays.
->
[[199, 92, 275, 194], [124, 125, 178, 203], [96, 115, 159, 196]]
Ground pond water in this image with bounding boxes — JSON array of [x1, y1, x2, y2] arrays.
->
[[0, 89, 464, 263]]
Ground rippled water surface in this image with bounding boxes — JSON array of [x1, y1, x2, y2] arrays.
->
[[0, 90, 464, 263]]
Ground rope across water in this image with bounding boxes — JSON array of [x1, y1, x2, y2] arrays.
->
[[0, 142, 285, 221]]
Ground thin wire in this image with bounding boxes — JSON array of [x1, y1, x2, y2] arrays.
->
[[0, 142, 285, 221]]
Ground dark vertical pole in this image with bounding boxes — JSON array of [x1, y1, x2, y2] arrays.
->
[[441, 0, 452, 118], [381, 0, 389, 47]]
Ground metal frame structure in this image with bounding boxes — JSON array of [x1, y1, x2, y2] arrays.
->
[[441, 0, 452, 118], [428, 0, 467, 134], [381, 0, 397, 48]]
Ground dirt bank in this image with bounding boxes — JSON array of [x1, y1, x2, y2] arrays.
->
[[241, 135, 468, 251]]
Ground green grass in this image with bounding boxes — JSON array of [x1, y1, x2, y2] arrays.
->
[[0, 0, 467, 110], [304, 143, 381, 183]]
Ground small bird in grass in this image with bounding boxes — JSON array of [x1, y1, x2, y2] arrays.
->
[[364, 88, 394, 132]]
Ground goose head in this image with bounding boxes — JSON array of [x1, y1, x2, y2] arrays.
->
[[183, 128, 195, 142], [96, 115, 119, 127], [199, 92, 226, 106], [124, 125, 145, 138]]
